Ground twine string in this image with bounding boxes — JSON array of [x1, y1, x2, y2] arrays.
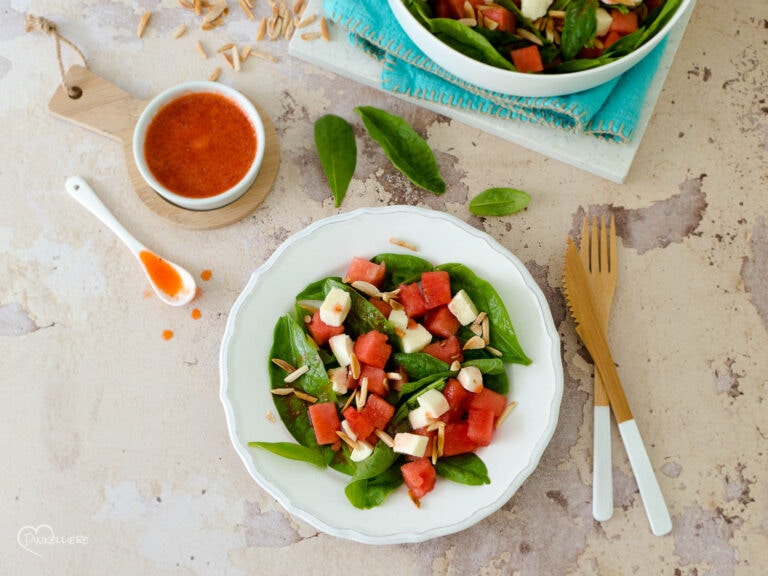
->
[[24, 14, 88, 99]]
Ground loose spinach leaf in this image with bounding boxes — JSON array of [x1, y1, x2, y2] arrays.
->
[[345, 465, 404, 509], [354, 106, 446, 195], [437, 263, 531, 365], [371, 253, 434, 289], [248, 441, 329, 468], [314, 114, 357, 207], [470, 188, 531, 216], [435, 454, 491, 485], [560, 0, 598, 61]]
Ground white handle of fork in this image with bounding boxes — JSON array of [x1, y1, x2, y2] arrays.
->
[[593, 405, 614, 521], [618, 419, 672, 536]]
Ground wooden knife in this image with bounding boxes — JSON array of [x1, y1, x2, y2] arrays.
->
[[563, 238, 672, 536]]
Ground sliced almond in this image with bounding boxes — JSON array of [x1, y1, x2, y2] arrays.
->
[[482, 315, 490, 344], [239, 0, 255, 19], [408, 491, 421, 508], [265, 410, 276, 423], [208, 67, 221, 81], [172, 24, 187, 38], [137, 11, 152, 38], [271, 358, 296, 372], [320, 17, 330, 40], [357, 377, 369, 409], [251, 49, 278, 63], [231, 45, 241, 72], [217, 42, 236, 53], [463, 335, 486, 350], [485, 345, 503, 357], [342, 389, 357, 412], [196, 40, 208, 59], [389, 237, 418, 251], [283, 364, 309, 383], [517, 28, 543, 46], [449, 360, 462, 372], [437, 423, 445, 457], [351, 280, 380, 297], [336, 430, 358, 450], [495, 401, 518, 429], [271, 387, 295, 396], [386, 371, 403, 381], [457, 17, 477, 26], [300, 31, 321, 41], [374, 429, 395, 448], [350, 352, 361, 380], [297, 13, 317, 28], [293, 389, 318, 403], [256, 16, 267, 41]]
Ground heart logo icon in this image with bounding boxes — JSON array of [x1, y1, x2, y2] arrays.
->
[[17, 524, 55, 558]]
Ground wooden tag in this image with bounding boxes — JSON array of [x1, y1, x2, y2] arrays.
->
[[48, 65, 279, 230]]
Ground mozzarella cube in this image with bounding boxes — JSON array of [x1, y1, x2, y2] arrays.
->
[[521, 0, 553, 20], [417, 388, 449, 419], [408, 405, 433, 430], [328, 366, 349, 395], [595, 7, 612, 37], [393, 432, 429, 458], [448, 289, 479, 326], [350, 440, 374, 462], [401, 323, 433, 353], [329, 334, 354, 367], [388, 308, 409, 332], [319, 287, 351, 327], [457, 365, 484, 393]]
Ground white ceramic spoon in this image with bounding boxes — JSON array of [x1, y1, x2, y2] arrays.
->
[[65, 176, 197, 307]]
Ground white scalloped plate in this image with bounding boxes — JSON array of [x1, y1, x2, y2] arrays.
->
[[220, 206, 563, 544]]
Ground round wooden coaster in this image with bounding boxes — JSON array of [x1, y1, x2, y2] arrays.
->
[[134, 104, 280, 230]]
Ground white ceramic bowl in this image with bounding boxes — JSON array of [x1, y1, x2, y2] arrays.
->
[[388, 0, 692, 97], [133, 81, 266, 211]]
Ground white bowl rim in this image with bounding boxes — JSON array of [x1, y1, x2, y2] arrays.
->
[[133, 81, 266, 211], [387, 0, 693, 97]]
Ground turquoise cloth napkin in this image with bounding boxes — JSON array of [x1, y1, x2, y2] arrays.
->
[[323, 0, 668, 143]]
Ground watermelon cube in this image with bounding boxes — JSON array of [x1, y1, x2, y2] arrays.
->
[[306, 309, 345, 346], [440, 378, 471, 423], [345, 257, 386, 287], [441, 421, 479, 456], [398, 282, 427, 318], [401, 458, 436, 499], [467, 408, 495, 446], [354, 331, 392, 369], [342, 405, 375, 440], [360, 393, 395, 430], [422, 335, 463, 365], [308, 402, 341, 445], [359, 363, 388, 397], [424, 305, 461, 338], [467, 387, 507, 418], [421, 271, 452, 310]]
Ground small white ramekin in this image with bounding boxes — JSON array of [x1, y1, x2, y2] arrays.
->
[[133, 81, 266, 211]]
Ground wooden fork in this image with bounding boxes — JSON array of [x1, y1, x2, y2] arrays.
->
[[579, 213, 617, 522]]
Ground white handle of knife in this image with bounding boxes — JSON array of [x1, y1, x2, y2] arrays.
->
[[593, 405, 614, 521], [618, 419, 672, 536]]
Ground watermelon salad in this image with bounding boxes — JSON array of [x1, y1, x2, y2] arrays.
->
[[250, 252, 531, 509]]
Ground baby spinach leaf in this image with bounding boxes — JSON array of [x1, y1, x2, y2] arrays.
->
[[462, 357, 506, 376], [345, 465, 404, 509], [469, 188, 531, 216], [437, 263, 531, 365], [295, 276, 342, 302], [435, 454, 490, 485], [560, 0, 597, 61], [430, 18, 516, 71], [351, 442, 399, 482], [248, 441, 329, 468], [371, 253, 434, 288], [354, 106, 446, 195], [393, 352, 451, 380], [269, 315, 336, 449], [314, 114, 357, 207]]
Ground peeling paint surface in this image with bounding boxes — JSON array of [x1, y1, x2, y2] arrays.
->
[[2, 1, 768, 575]]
